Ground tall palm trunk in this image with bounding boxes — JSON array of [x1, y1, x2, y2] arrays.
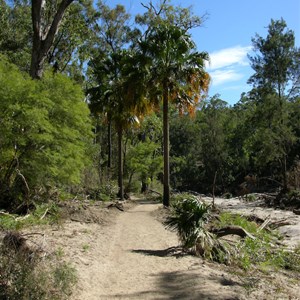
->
[[117, 124, 124, 200], [163, 82, 170, 207]]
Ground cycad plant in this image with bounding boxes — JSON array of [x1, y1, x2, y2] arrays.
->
[[164, 196, 210, 249]]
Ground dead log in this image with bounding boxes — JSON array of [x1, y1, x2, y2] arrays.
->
[[293, 208, 300, 215], [211, 226, 255, 240], [269, 219, 293, 229]]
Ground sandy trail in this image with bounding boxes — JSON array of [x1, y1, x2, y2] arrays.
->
[[72, 200, 242, 300]]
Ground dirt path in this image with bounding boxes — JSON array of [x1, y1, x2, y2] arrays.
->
[[22, 198, 300, 299], [71, 200, 243, 300]]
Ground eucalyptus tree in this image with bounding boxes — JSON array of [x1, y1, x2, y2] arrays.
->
[[45, 0, 98, 81], [30, 0, 75, 78], [136, 1, 210, 206], [247, 19, 300, 190], [0, 0, 97, 79]]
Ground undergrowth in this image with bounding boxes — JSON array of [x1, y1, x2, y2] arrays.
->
[[0, 203, 61, 230], [0, 236, 77, 300], [166, 193, 300, 274]]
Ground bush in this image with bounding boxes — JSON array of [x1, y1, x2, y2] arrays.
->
[[0, 56, 92, 210]]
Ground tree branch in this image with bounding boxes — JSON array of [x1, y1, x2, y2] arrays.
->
[[212, 226, 255, 240]]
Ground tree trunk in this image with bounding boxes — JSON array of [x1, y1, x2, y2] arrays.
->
[[107, 118, 112, 180], [141, 181, 149, 194], [212, 170, 217, 208], [117, 125, 124, 200], [163, 83, 170, 207], [30, 0, 74, 79], [282, 155, 288, 192]]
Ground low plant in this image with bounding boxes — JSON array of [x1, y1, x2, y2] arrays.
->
[[216, 212, 300, 272], [165, 195, 211, 248], [165, 195, 231, 262], [0, 235, 77, 300], [165, 196, 300, 272]]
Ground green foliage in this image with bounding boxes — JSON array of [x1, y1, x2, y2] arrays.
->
[[245, 19, 300, 189], [165, 195, 210, 248], [0, 203, 61, 230], [216, 212, 300, 272], [218, 212, 258, 234], [167, 19, 300, 196], [126, 139, 163, 184], [0, 56, 92, 209], [88, 181, 119, 201], [0, 1, 32, 71]]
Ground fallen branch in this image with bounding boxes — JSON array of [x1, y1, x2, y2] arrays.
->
[[212, 226, 255, 240], [245, 214, 265, 224], [107, 202, 124, 211], [148, 189, 162, 196], [15, 214, 31, 221], [269, 219, 293, 229], [259, 217, 271, 231], [40, 208, 49, 220], [0, 211, 16, 219]]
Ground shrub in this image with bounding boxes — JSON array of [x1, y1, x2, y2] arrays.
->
[[0, 55, 92, 210], [164, 195, 210, 248]]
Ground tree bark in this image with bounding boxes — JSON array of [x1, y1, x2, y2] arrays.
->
[[117, 125, 124, 200], [163, 82, 170, 207], [30, 0, 74, 79]]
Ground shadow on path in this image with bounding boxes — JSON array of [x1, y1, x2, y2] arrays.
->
[[99, 269, 241, 299], [131, 246, 185, 258], [132, 198, 161, 205]]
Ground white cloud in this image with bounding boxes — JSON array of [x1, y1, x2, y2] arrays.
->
[[207, 45, 252, 70], [206, 45, 252, 86], [209, 69, 243, 86]]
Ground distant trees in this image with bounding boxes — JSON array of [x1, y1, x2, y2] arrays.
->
[[169, 19, 300, 195], [246, 19, 300, 191], [0, 1, 32, 71]]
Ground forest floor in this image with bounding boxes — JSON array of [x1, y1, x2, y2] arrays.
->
[[22, 196, 300, 300]]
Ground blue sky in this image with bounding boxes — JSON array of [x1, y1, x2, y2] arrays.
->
[[104, 0, 300, 105]]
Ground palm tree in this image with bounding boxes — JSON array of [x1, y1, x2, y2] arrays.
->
[[140, 23, 210, 206], [88, 49, 152, 200]]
